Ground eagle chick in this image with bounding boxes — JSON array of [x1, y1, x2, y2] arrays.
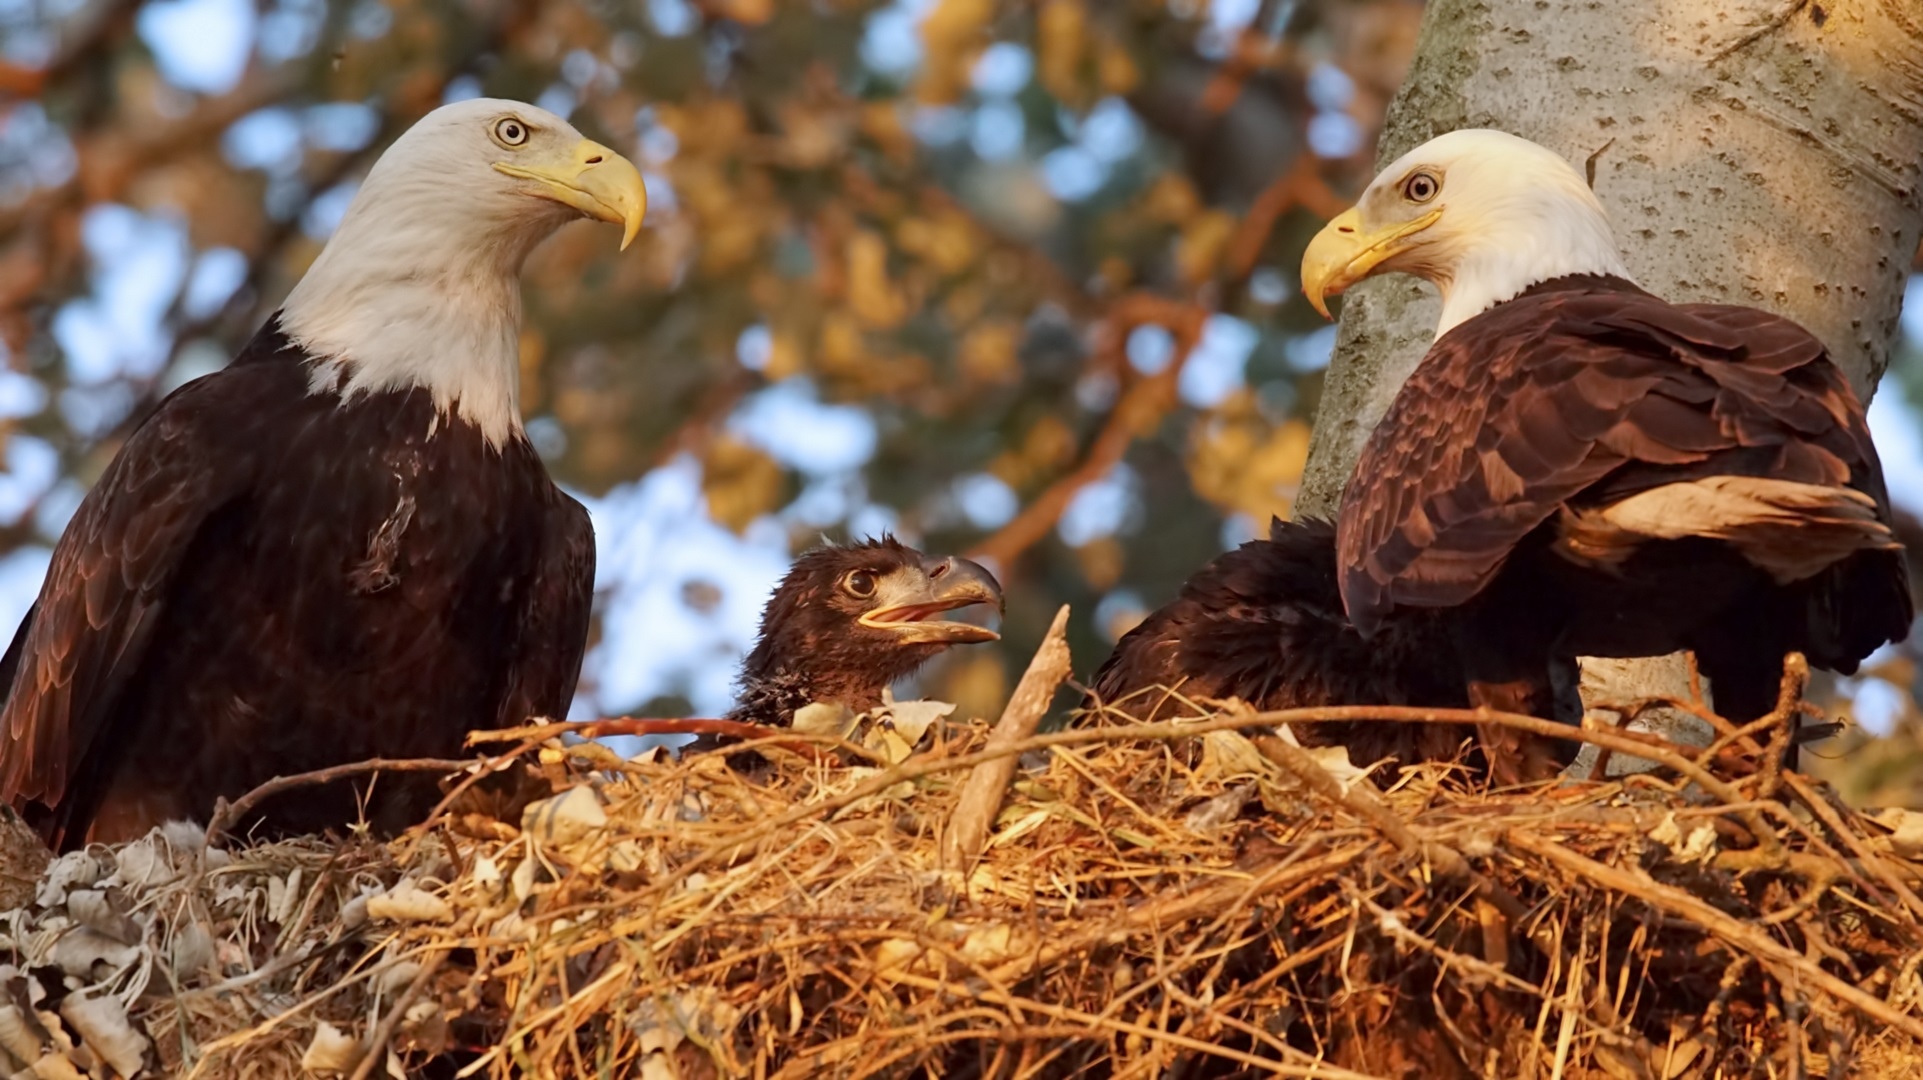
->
[[726, 537, 1005, 728]]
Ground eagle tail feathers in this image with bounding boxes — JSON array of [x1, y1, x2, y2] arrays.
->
[[1577, 477, 1898, 584]]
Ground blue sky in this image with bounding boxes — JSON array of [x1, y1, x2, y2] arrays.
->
[[7, 0, 1923, 735]]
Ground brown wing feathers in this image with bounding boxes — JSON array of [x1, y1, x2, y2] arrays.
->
[[1338, 278, 1900, 636], [0, 394, 245, 838]]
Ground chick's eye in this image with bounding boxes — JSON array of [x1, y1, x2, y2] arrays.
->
[[494, 118, 529, 147], [1402, 171, 1440, 203], [842, 570, 877, 598]]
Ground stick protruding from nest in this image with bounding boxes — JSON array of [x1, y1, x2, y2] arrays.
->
[[942, 604, 1072, 873]]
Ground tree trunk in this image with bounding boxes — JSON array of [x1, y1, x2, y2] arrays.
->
[[1296, 0, 1923, 770]]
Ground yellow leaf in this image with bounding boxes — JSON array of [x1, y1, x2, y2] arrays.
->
[[1096, 255, 1134, 293], [916, 0, 995, 104], [958, 320, 1021, 384], [943, 282, 989, 325], [711, 0, 774, 24], [817, 310, 867, 374], [860, 102, 915, 163], [702, 215, 766, 277], [1023, 414, 1078, 471], [776, 102, 853, 169], [1176, 209, 1237, 285], [1036, 0, 1090, 106], [1097, 35, 1142, 96], [896, 212, 979, 275], [1189, 399, 1311, 521], [846, 230, 910, 329], [765, 329, 806, 380], [702, 438, 787, 534], [1142, 175, 1203, 225], [1075, 536, 1125, 590], [658, 100, 751, 159]]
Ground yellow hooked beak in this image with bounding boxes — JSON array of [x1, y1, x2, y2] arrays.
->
[[1299, 205, 1443, 319], [494, 139, 648, 251]]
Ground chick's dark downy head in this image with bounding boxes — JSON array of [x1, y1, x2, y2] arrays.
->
[[730, 538, 1004, 726]]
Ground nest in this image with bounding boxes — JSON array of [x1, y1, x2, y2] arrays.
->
[[4, 627, 1923, 1079]]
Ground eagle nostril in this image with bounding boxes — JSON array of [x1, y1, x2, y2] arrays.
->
[[929, 559, 951, 579], [585, 155, 604, 165]]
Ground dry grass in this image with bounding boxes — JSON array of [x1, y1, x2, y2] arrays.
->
[[4, 639, 1923, 1078]]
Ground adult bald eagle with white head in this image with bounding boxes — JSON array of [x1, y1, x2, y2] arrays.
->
[[1300, 129, 1912, 783], [0, 99, 647, 850]]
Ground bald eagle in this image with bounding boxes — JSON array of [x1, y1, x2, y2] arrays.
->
[[727, 538, 1004, 727], [1086, 517, 1476, 773], [1299, 128, 1912, 782], [0, 99, 648, 850], [671, 538, 1001, 765]]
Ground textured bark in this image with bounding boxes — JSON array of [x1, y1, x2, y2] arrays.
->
[[1297, 0, 1923, 763]]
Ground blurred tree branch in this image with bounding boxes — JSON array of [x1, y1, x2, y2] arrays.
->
[[969, 293, 1205, 571], [0, 0, 141, 98], [1224, 154, 1345, 284], [0, 68, 300, 238]]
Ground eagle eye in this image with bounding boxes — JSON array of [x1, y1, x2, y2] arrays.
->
[[493, 118, 531, 148], [842, 570, 878, 599], [1402, 170, 1440, 203]]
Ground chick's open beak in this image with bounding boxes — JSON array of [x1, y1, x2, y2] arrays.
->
[[857, 556, 1005, 644], [1299, 205, 1443, 319], [495, 138, 648, 251]]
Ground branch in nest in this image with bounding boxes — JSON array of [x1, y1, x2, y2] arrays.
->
[[347, 951, 448, 1080], [1508, 828, 1923, 1042], [204, 757, 482, 842], [1247, 727, 1542, 967], [467, 717, 863, 764], [942, 605, 1073, 873]]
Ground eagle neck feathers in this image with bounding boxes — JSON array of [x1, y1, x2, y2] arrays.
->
[[277, 172, 560, 451]]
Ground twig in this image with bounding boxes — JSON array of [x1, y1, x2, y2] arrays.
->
[[348, 951, 448, 1080], [470, 716, 786, 747], [880, 971, 1385, 1080], [205, 757, 482, 840], [1353, 892, 1540, 995], [980, 844, 1371, 987], [1708, 0, 1812, 63], [401, 737, 549, 858], [467, 716, 865, 763], [1507, 830, 1923, 1041], [1784, 772, 1923, 923], [1248, 730, 1537, 937], [942, 605, 1072, 872]]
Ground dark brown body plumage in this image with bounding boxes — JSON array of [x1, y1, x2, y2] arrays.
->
[[0, 319, 594, 850], [1087, 517, 1475, 772], [1339, 274, 1912, 775]]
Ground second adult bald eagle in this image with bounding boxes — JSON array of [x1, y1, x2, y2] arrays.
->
[[0, 99, 648, 849], [1300, 128, 1912, 781]]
